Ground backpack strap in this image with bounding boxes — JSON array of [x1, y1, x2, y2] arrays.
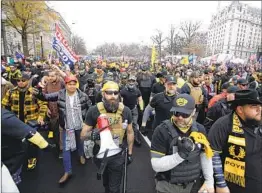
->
[[97, 102, 107, 114], [187, 82, 193, 90], [116, 103, 124, 117], [162, 120, 178, 138], [97, 102, 124, 116]]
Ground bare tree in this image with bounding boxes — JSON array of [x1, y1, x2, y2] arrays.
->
[[72, 35, 87, 55], [165, 34, 186, 56], [151, 29, 166, 61], [139, 45, 151, 61], [180, 20, 202, 47], [166, 25, 183, 61], [119, 43, 129, 60]]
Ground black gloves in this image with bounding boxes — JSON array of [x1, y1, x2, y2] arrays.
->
[[127, 154, 133, 165], [140, 126, 147, 135], [91, 128, 100, 141], [177, 137, 195, 159]]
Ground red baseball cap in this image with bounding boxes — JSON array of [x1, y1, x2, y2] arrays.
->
[[64, 75, 78, 84]]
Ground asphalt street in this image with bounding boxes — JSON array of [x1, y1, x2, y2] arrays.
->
[[19, 134, 156, 193]]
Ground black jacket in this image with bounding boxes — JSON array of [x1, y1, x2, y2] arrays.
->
[[1, 108, 35, 174], [204, 98, 232, 133]]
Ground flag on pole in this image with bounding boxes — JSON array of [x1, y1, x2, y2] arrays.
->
[[52, 24, 78, 69], [151, 45, 157, 71], [15, 51, 24, 59]]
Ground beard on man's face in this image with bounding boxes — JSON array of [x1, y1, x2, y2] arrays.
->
[[103, 97, 120, 112], [193, 79, 200, 85]]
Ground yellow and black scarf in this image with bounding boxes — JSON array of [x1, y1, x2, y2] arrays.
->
[[224, 113, 246, 187]]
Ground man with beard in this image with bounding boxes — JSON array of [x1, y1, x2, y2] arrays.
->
[[43, 70, 65, 158], [2, 72, 48, 171], [181, 71, 208, 124], [141, 75, 179, 135], [208, 89, 262, 193], [120, 75, 144, 146], [151, 94, 214, 193], [81, 81, 134, 193]]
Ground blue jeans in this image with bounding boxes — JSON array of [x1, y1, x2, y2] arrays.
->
[[62, 129, 84, 173]]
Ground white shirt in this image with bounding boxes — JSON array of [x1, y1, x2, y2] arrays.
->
[[68, 92, 76, 126]]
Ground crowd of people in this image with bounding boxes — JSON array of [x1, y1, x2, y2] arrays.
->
[[1, 56, 262, 193]]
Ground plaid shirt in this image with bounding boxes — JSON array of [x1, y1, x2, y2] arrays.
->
[[2, 87, 48, 123]]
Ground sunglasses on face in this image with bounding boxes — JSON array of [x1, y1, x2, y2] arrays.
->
[[240, 84, 248, 86], [174, 112, 191, 118], [105, 90, 119, 95], [17, 79, 27, 82]]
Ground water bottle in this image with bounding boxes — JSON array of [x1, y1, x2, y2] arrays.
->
[[122, 119, 128, 130]]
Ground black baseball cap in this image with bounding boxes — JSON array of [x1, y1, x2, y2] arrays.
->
[[170, 94, 195, 115], [165, 75, 177, 84], [19, 72, 31, 80], [227, 86, 240, 94], [237, 78, 248, 85], [222, 82, 230, 90]]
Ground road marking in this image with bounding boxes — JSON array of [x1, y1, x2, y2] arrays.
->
[[137, 125, 151, 147], [142, 134, 151, 147]]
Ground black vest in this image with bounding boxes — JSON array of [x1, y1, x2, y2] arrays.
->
[[163, 120, 202, 184]]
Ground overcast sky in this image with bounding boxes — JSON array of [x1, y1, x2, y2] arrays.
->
[[48, 1, 261, 50]]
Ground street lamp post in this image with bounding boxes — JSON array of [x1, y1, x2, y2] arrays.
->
[[39, 32, 44, 59]]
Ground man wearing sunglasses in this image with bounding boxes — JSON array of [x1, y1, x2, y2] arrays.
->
[[2, 72, 48, 171], [151, 94, 214, 193], [237, 78, 248, 90], [141, 75, 179, 135], [81, 81, 134, 193]]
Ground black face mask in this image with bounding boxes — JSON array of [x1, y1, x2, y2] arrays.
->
[[88, 81, 95, 87]]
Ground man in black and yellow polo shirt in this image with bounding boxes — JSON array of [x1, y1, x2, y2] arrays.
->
[[2, 72, 48, 170], [208, 89, 262, 193], [151, 94, 214, 193]]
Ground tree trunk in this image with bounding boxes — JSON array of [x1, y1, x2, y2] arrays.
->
[[22, 32, 29, 57]]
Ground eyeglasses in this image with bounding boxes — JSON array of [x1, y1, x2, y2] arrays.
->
[[105, 90, 119, 95], [174, 112, 191, 118], [17, 79, 27, 82]]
